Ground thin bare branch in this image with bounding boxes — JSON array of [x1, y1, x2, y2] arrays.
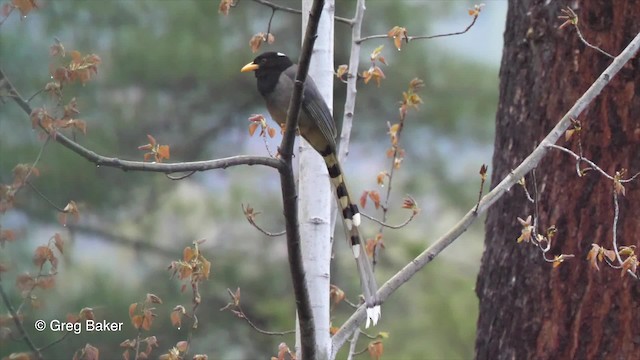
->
[[166, 171, 197, 180], [0, 275, 43, 360], [547, 144, 616, 180], [359, 210, 416, 230], [222, 288, 295, 336], [251, 0, 352, 25], [559, 7, 615, 59], [346, 328, 360, 360], [26, 181, 66, 212], [242, 204, 286, 237], [356, 13, 478, 44]]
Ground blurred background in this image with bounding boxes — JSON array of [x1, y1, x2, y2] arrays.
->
[[0, 0, 506, 358]]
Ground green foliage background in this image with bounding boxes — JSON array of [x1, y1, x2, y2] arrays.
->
[[0, 0, 503, 358]]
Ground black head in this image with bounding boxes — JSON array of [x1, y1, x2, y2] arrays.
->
[[242, 52, 293, 75], [241, 52, 294, 96]]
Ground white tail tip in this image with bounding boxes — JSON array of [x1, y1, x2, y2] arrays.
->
[[365, 305, 381, 328], [352, 244, 361, 258], [353, 213, 361, 227]]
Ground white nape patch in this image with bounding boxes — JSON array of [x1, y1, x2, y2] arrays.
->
[[365, 306, 381, 329], [345, 218, 353, 231], [277, 52, 287, 57], [351, 244, 360, 258], [353, 213, 361, 227]]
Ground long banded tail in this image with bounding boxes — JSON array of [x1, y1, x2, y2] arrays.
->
[[321, 148, 381, 327], [320, 149, 361, 232]]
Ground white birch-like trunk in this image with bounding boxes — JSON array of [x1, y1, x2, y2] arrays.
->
[[296, 1, 334, 359]]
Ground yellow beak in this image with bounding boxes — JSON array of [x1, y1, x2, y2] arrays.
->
[[240, 62, 260, 72]]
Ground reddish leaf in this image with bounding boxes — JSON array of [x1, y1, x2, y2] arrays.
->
[[248, 122, 259, 136], [368, 340, 384, 360], [368, 190, 381, 209], [12, 0, 38, 17], [360, 191, 369, 208], [218, 0, 234, 15], [52, 233, 64, 254]]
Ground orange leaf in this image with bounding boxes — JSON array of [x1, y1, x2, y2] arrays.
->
[[131, 315, 143, 329], [218, 0, 234, 15], [183, 247, 195, 262], [170, 309, 182, 328], [157, 145, 170, 161], [12, 0, 38, 17], [360, 191, 369, 208], [387, 26, 408, 51], [329, 284, 345, 305], [368, 190, 381, 209], [248, 122, 259, 136], [249, 33, 266, 53], [376, 171, 387, 186], [586, 244, 600, 271], [129, 303, 138, 318], [267, 126, 276, 138], [142, 310, 154, 331], [368, 340, 384, 360], [621, 255, 638, 277]]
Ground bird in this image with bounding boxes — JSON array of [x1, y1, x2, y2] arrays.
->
[[241, 51, 380, 327]]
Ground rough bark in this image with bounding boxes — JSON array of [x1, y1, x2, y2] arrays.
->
[[476, 1, 640, 359]]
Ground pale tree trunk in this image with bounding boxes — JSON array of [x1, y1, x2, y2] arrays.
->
[[296, 0, 334, 359], [476, 1, 640, 359]]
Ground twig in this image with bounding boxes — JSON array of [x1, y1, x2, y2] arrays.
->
[[238, 307, 296, 336], [37, 331, 71, 352], [559, 7, 615, 59], [346, 328, 360, 360], [0, 275, 43, 360], [166, 171, 197, 180], [12, 136, 51, 198], [222, 289, 295, 336], [249, 222, 285, 237], [332, 30, 640, 354], [359, 211, 416, 229], [26, 181, 66, 212], [68, 224, 177, 258], [337, 0, 365, 163], [251, 0, 352, 25], [356, 13, 478, 44], [547, 144, 615, 180], [611, 191, 637, 279], [611, 190, 622, 265]]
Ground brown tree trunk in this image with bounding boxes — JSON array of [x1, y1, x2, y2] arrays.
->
[[476, 1, 640, 359]]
